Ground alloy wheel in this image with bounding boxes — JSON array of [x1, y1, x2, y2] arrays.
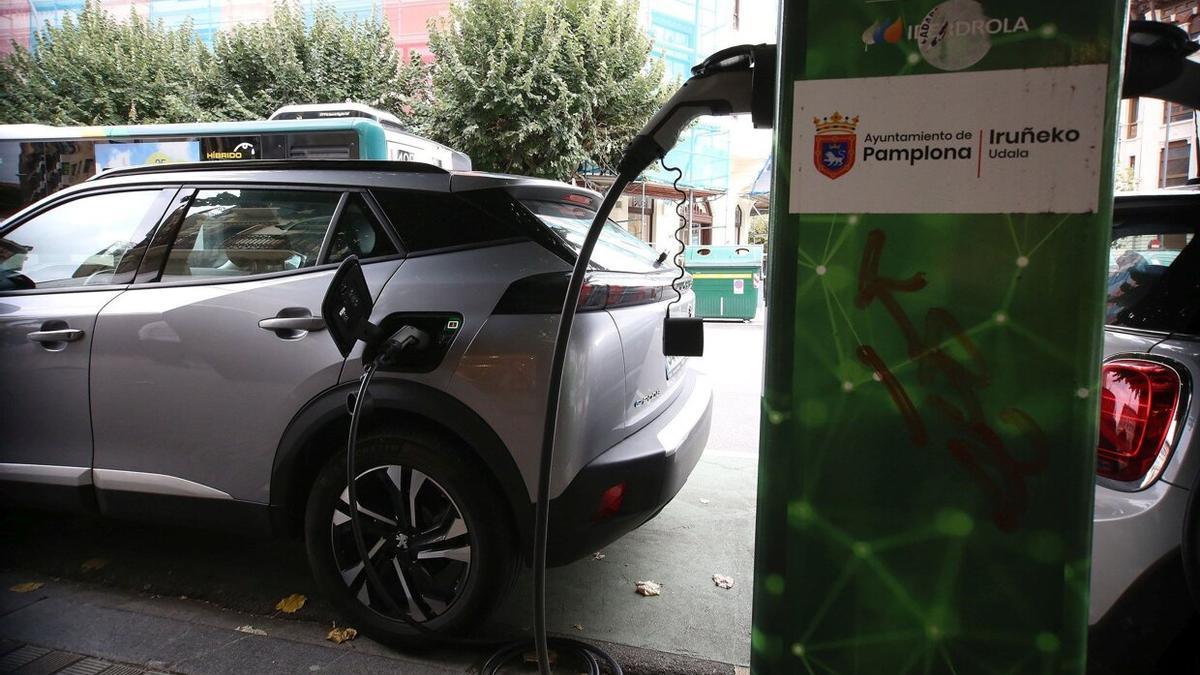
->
[[330, 464, 472, 622]]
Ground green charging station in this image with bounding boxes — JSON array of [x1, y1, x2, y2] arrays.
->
[[752, 1, 1126, 672]]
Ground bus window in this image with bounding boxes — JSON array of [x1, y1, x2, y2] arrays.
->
[[282, 131, 359, 159], [288, 145, 352, 159]]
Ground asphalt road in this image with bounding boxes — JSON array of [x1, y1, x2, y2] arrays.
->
[[0, 308, 766, 670]]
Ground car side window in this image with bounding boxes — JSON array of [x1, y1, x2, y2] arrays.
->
[[326, 193, 399, 264], [371, 188, 525, 252], [1107, 227, 1199, 332], [0, 190, 162, 291], [160, 188, 339, 282]]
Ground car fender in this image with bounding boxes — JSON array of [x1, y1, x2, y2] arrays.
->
[[270, 378, 532, 543]]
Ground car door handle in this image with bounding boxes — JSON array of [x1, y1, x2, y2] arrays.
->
[[258, 317, 326, 332], [27, 329, 85, 343], [259, 309, 325, 339]]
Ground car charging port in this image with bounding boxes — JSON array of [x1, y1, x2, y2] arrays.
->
[[363, 312, 461, 371]]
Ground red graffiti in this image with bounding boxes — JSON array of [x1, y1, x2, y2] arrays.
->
[[854, 229, 1048, 532]]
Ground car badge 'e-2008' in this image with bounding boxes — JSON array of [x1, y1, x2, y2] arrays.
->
[[633, 390, 663, 409]]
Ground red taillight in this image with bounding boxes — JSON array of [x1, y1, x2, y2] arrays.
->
[[578, 281, 608, 310], [593, 483, 626, 521], [1097, 359, 1182, 484], [577, 279, 665, 311]]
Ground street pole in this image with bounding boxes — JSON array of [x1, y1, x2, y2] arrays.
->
[[753, 1, 1126, 673]]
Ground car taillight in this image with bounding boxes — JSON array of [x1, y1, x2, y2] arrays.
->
[[579, 280, 666, 310], [578, 280, 609, 310], [593, 483, 626, 521], [1097, 359, 1183, 485], [493, 273, 681, 315]]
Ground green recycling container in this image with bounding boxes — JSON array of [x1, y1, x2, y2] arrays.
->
[[683, 244, 763, 320]]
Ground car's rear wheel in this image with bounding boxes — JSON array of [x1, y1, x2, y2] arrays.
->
[[304, 427, 516, 646]]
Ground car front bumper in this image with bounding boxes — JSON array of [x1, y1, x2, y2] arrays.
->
[[546, 370, 714, 566]]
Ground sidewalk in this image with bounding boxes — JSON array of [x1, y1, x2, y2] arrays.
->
[[0, 573, 738, 675]]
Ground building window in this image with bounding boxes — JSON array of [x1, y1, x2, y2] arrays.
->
[[626, 195, 654, 244], [1160, 139, 1191, 187], [1163, 101, 1193, 124], [1124, 98, 1139, 138]]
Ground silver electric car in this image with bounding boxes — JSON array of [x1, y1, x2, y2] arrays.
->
[[0, 160, 713, 643]]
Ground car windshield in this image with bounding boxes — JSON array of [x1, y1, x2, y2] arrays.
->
[[521, 199, 661, 273]]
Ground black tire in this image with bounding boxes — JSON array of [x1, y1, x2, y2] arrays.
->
[[304, 426, 517, 647]]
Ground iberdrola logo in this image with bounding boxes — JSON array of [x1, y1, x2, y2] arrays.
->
[[812, 112, 859, 180], [863, 17, 904, 49]]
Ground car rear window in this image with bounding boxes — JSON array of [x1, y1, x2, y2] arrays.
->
[[371, 188, 525, 252], [520, 199, 661, 273], [1107, 227, 1200, 333]]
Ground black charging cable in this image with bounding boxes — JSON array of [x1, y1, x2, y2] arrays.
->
[[342, 326, 623, 674], [524, 170, 638, 675], [345, 327, 430, 621]]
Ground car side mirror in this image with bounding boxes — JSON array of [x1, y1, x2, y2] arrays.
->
[[322, 255, 378, 358]]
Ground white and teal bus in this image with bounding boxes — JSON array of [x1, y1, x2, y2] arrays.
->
[[0, 104, 470, 217]]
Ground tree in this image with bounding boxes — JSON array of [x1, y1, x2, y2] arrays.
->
[[206, 2, 416, 122], [748, 214, 769, 246], [1114, 165, 1140, 192], [423, 0, 669, 179], [0, 0, 212, 125]]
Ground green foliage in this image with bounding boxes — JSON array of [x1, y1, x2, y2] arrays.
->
[[0, 0, 212, 125], [748, 214, 769, 245], [207, 1, 417, 122], [0, 0, 666, 179], [1114, 165, 1139, 193], [423, 0, 668, 179], [0, 0, 423, 126]]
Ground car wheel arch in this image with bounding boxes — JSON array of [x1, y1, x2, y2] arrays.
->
[[270, 378, 532, 548]]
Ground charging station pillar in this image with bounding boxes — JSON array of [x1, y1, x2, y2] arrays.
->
[[753, 2, 1126, 672]]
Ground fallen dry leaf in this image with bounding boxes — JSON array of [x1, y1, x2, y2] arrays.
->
[[81, 558, 108, 572], [275, 593, 307, 614], [9, 582, 43, 593], [699, 498, 711, 504], [635, 580, 661, 597], [572, 623, 584, 631], [592, 552, 606, 561], [235, 625, 267, 636], [327, 626, 358, 644], [713, 574, 735, 590]]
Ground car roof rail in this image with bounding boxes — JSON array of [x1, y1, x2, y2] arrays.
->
[[86, 159, 451, 182]]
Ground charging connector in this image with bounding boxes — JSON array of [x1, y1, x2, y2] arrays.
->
[[377, 326, 431, 367]]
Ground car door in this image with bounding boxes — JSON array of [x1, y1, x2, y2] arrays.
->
[[0, 187, 174, 503], [90, 186, 405, 508]]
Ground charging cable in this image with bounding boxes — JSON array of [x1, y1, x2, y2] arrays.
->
[[341, 325, 623, 674], [344, 327, 430, 621]]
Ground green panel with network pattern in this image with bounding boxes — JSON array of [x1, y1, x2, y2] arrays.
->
[[752, 1, 1125, 673]]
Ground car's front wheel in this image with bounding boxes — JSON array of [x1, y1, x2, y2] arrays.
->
[[304, 426, 516, 646]]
